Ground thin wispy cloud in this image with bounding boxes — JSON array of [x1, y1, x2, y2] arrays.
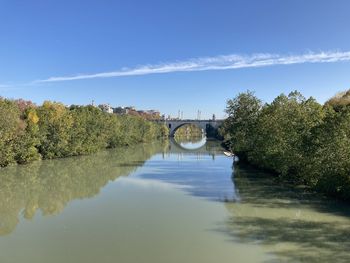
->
[[0, 84, 16, 91], [0, 83, 32, 91], [35, 50, 350, 83]]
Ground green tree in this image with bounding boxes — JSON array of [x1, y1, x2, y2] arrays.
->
[[14, 107, 41, 163], [220, 91, 262, 161], [0, 99, 22, 166], [249, 92, 324, 180], [37, 101, 73, 158], [306, 106, 350, 199], [69, 105, 112, 154]]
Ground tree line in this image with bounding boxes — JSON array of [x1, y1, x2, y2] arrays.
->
[[0, 98, 169, 167], [220, 90, 350, 201]]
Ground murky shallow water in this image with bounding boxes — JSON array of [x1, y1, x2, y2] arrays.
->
[[0, 139, 349, 263]]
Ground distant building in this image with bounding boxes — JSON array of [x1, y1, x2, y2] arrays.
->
[[146, 110, 160, 115], [125, 106, 136, 111], [113, 106, 161, 120], [98, 104, 113, 114], [114, 107, 129, 114]]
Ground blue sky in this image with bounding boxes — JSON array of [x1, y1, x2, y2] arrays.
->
[[1, 0, 350, 118]]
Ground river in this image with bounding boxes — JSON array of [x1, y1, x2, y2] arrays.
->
[[0, 138, 349, 263]]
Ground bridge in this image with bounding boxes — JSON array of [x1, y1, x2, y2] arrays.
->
[[153, 119, 224, 136]]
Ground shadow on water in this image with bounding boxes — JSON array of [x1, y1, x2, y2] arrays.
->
[[0, 141, 168, 236], [220, 164, 350, 263]]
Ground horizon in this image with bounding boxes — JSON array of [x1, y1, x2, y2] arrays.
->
[[1, 0, 350, 118], [1, 2, 350, 262]]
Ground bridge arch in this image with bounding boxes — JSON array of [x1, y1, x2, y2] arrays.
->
[[151, 119, 223, 137], [171, 122, 206, 137], [163, 120, 222, 137]]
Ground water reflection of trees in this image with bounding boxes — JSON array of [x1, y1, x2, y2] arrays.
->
[[0, 141, 168, 236], [223, 164, 350, 262], [174, 136, 204, 144]]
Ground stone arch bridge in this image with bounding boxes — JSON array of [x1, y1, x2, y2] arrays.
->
[[153, 119, 223, 137]]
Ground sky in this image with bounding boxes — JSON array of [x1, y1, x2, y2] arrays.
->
[[1, 0, 350, 119]]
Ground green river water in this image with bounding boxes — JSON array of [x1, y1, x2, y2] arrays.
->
[[0, 138, 349, 263]]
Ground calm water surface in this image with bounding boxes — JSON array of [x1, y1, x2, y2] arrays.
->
[[0, 139, 349, 263]]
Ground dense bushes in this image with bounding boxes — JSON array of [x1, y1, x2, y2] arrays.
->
[[220, 90, 350, 201], [0, 98, 168, 167]]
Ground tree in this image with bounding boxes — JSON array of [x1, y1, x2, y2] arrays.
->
[[0, 99, 22, 166], [37, 101, 73, 158], [220, 91, 262, 161], [14, 107, 41, 163], [249, 92, 324, 180], [305, 106, 350, 199]]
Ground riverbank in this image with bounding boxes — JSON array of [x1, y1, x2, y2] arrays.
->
[[220, 90, 350, 201], [0, 97, 168, 168]]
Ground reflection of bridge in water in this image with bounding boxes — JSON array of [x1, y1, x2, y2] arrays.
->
[[161, 138, 225, 160]]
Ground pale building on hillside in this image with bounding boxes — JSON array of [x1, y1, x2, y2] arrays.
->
[[98, 104, 113, 114]]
